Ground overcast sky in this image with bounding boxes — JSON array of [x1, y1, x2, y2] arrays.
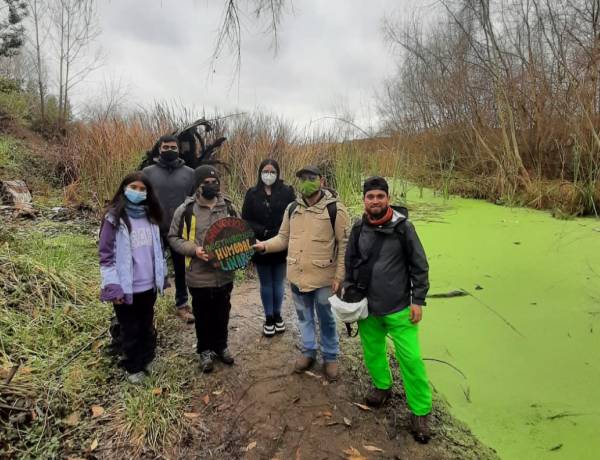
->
[[77, 0, 427, 130]]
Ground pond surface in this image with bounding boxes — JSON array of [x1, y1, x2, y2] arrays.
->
[[406, 189, 600, 459]]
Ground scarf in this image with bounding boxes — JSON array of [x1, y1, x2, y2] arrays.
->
[[365, 206, 393, 226], [124, 202, 147, 219]]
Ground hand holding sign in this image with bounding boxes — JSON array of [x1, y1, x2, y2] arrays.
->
[[203, 217, 256, 271], [195, 246, 209, 261]]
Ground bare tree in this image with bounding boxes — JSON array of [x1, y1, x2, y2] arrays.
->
[[25, 0, 46, 122], [50, 0, 100, 127]]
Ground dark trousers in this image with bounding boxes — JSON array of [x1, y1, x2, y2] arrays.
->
[[189, 283, 233, 354], [163, 236, 188, 307], [113, 289, 157, 373]]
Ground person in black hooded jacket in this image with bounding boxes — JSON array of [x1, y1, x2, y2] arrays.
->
[[242, 159, 295, 336]]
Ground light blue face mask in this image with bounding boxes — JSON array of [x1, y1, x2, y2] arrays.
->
[[124, 188, 147, 204]]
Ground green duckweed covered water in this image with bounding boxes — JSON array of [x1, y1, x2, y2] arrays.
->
[[405, 189, 600, 459]]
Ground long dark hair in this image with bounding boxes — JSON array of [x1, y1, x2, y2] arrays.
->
[[255, 158, 283, 190], [105, 171, 162, 229]]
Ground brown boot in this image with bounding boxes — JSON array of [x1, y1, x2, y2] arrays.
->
[[365, 387, 392, 407], [410, 413, 431, 444], [294, 355, 315, 373], [176, 305, 195, 324], [323, 361, 339, 382]]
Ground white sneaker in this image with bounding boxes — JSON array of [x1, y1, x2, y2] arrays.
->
[[127, 371, 146, 384]]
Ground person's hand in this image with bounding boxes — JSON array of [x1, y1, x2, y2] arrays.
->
[[253, 241, 266, 253], [410, 304, 423, 324], [114, 298, 124, 305], [331, 280, 341, 295], [195, 246, 209, 261]]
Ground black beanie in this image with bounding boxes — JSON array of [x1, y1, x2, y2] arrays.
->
[[196, 165, 219, 183], [363, 176, 389, 196]]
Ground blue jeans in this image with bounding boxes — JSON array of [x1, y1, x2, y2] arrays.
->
[[256, 262, 286, 318], [290, 284, 339, 362]]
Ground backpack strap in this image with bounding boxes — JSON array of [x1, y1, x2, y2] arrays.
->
[[224, 197, 237, 217], [288, 200, 337, 232], [182, 202, 196, 268]]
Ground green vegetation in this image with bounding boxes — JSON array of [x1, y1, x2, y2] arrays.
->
[[0, 216, 203, 458]]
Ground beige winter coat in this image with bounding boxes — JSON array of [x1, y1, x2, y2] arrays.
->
[[263, 190, 349, 292], [168, 194, 236, 288]]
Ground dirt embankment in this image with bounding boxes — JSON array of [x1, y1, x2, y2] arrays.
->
[[165, 281, 497, 460]]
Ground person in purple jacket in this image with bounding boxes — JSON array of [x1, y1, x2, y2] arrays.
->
[[99, 172, 168, 384]]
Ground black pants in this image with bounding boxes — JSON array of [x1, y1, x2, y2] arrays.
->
[[113, 289, 157, 373], [163, 237, 188, 307], [189, 283, 233, 354]]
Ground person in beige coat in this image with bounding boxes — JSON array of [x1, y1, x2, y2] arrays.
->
[[254, 165, 349, 381]]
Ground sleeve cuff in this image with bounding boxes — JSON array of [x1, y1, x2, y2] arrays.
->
[[100, 284, 124, 302], [413, 298, 427, 306]]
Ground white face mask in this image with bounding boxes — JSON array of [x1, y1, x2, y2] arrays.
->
[[261, 171, 277, 186]]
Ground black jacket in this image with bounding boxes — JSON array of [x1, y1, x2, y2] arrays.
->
[[242, 181, 295, 265], [143, 158, 196, 236], [344, 208, 429, 316]]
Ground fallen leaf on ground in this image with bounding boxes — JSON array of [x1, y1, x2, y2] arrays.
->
[[320, 410, 333, 417], [212, 389, 223, 396], [352, 402, 372, 411], [326, 421, 339, 426], [202, 395, 210, 405], [243, 441, 257, 451], [364, 445, 384, 452], [343, 417, 352, 427], [90, 405, 104, 417], [152, 387, 163, 396], [343, 446, 366, 460], [295, 448, 301, 460], [304, 370, 320, 379], [65, 412, 80, 426], [90, 439, 99, 451], [183, 412, 201, 419]]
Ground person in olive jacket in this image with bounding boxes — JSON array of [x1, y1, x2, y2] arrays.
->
[[242, 159, 295, 336]]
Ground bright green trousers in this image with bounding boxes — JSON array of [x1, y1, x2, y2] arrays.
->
[[358, 308, 432, 416]]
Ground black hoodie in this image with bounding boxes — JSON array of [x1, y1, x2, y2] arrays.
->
[[143, 157, 196, 236]]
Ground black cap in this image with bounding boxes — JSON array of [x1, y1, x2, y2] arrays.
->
[[363, 176, 389, 196], [196, 165, 219, 183], [295, 165, 322, 178]]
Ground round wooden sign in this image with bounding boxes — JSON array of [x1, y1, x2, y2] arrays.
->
[[203, 217, 256, 271]]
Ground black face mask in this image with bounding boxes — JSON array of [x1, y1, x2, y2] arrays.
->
[[160, 149, 179, 162], [200, 183, 220, 199]]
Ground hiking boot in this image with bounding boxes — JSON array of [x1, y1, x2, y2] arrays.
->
[[176, 305, 195, 324], [263, 315, 276, 337], [323, 361, 339, 382], [294, 355, 315, 373], [126, 371, 146, 384], [365, 387, 392, 408], [274, 314, 286, 333], [216, 348, 234, 365], [199, 350, 214, 373], [410, 413, 431, 444]]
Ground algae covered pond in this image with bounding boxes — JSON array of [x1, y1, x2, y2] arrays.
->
[[407, 190, 600, 459]]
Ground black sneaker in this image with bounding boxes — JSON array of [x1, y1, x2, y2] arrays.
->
[[199, 350, 214, 373], [216, 348, 234, 365], [263, 315, 276, 337], [274, 314, 286, 333]]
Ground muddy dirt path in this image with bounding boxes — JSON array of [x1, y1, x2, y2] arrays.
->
[[172, 280, 496, 460]]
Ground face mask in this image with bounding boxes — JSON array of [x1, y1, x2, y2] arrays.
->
[[161, 149, 179, 162], [261, 172, 277, 186], [200, 182, 220, 199], [125, 188, 147, 204], [298, 178, 320, 197]]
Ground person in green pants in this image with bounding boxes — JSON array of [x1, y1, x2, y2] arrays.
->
[[344, 176, 432, 443]]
